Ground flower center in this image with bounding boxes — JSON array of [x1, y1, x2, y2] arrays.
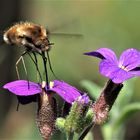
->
[[119, 65, 129, 72]]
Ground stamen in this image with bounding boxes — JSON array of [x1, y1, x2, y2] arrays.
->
[[49, 81, 54, 89], [119, 65, 129, 72], [41, 81, 46, 88]]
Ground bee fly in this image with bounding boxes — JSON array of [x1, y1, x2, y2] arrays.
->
[[3, 21, 82, 108], [3, 22, 52, 53], [3, 22, 57, 110], [3, 22, 56, 84]]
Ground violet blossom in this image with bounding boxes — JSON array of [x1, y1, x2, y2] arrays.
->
[[84, 48, 140, 83], [3, 80, 81, 104], [77, 94, 90, 104]]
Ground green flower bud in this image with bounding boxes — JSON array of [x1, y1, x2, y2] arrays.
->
[[64, 95, 90, 134], [55, 118, 66, 132]]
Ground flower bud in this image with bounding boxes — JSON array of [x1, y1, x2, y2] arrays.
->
[[93, 80, 123, 124], [36, 89, 56, 140], [64, 94, 90, 134], [55, 118, 66, 132]]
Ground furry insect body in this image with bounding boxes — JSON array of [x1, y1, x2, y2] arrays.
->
[[3, 22, 51, 53]]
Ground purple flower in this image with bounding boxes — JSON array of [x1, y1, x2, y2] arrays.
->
[[84, 48, 140, 83], [3, 80, 81, 104], [77, 94, 90, 104]]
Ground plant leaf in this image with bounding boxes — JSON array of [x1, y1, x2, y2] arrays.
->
[[113, 102, 140, 131]]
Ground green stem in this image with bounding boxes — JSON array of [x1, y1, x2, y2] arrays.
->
[[78, 122, 94, 140], [67, 132, 74, 140]]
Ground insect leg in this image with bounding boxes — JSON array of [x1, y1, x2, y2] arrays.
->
[[33, 52, 42, 82], [16, 101, 20, 111], [27, 52, 43, 82], [15, 51, 29, 111], [21, 54, 31, 89], [21, 56, 28, 79], [15, 51, 27, 79], [46, 51, 59, 79], [41, 51, 49, 88]]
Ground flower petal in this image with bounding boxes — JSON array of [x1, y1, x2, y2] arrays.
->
[[99, 59, 118, 78], [110, 68, 134, 83], [99, 59, 135, 83], [3, 80, 41, 96], [119, 48, 140, 71], [77, 94, 90, 104], [49, 80, 81, 104], [129, 67, 140, 76], [84, 48, 118, 63]]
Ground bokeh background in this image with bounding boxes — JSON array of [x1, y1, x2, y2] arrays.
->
[[0, 0, 140, 139]]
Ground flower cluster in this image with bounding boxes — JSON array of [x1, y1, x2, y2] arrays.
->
[[3, 47, 140, 140]]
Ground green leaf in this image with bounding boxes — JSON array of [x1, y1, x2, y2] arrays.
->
[[83, 131, 94, 140], [113, 102, 140, 131], [80, 80, 101, 100]]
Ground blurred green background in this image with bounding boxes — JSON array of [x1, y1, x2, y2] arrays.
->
[[0, 0, 140, 139]]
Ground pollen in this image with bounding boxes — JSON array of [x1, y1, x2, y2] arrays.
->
[[41, 81, 46, 88], [49, 81, 54, 89], [119, 65, 129, 72]]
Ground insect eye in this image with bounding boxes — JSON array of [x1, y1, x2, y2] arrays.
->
[[31, 27, 41, 36], [18, 35, 24, 39], [32, 30, 38, 35], [17, 35, 33, 43], [25, 36, 33, 43]]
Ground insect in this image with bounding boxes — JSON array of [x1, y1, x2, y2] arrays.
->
[[3, 21, 82, 108], [3, 22, 55, 84], [3, 22, 52, 53]]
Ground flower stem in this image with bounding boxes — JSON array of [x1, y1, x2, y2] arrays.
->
[[67, 132, 74, 140], [78, 122, 94, 140]]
